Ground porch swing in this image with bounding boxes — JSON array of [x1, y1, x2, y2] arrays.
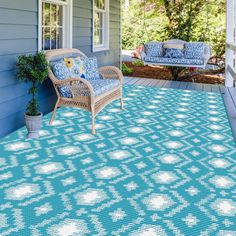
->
[[140, 0, 212, 69]]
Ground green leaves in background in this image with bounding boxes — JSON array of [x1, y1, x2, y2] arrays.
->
[[122, 0, 226, 56]]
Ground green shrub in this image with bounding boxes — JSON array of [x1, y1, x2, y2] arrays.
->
[[16, 52, 49, 116], [132, 60, 144, 66], [122, 63, 133, 75]]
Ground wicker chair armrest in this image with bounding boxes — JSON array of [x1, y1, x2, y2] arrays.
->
[[98, 66, 123, 84]]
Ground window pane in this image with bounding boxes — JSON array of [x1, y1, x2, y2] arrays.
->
[[57, 5, 63, 26], [43, 3, 50, 26], [43, 27, 50, 50], [58, 28, 63, 48], [42, 2, 63, 50], [52, 4, 57, 27], [94, 12, 103, 45], [95, 0, 105, 10], [51, 27, 57, 49]]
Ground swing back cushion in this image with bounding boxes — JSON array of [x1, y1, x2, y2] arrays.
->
[[163, 40, 185, 58], [144, 42, 163, 57], [185, 42, 205, 60]]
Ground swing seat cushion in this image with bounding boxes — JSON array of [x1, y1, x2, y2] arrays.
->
[[144, 56, 204, 66]]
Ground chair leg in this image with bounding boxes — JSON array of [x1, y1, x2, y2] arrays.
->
[[49, 100, 59, 125], [120, 98, 124, 110], [91, 108, 96, 135]]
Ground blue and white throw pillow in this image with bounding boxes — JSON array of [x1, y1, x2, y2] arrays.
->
[[164, 48, 184, 58], [145, 42, 163, 57], [51, 58, 87, 98], [51, 60, 71, 81], [51, 58, 86, 80], [51, 60, 72, 98], [80, 57, 100, 80], [185, 42, 204, 60]]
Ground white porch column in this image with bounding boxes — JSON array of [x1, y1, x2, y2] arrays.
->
[[225, 0, 235, 87]]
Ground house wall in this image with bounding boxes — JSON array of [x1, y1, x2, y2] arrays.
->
[[0, 0, 121, 138]]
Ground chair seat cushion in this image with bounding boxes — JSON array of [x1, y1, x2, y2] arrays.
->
[[86, 78, 120, 96], [60, 77, 120, 98], [145, 56, 204, 66]]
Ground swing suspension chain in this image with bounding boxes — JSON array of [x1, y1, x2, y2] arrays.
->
[[143, 0, 150, 42], [204, 0, 209, 41]]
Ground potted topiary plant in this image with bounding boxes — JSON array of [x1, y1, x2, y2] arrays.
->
[[16, 52, 49, 138]]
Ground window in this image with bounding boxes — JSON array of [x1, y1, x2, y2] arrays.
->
[[38, 0, 72, 51], [93, 0, 109, 52]]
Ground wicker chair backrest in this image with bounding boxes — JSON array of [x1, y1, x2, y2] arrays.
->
[[45, 48, 87, 63], [45, 48, 88, 84]]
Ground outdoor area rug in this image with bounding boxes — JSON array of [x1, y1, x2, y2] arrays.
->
[[0, 85, 236, 236]]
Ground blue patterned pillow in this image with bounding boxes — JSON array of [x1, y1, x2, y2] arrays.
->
[[185, 43, 204, 59], [51, 58, 86, 80], [145, 43, 163, 57], [81, 57, 100, 80], [51, 60, 72, 98], [164, 48, 184, 58], [51, 60, 71, 81], [51, 58, 87, 98], [64, 58, 86, 79]]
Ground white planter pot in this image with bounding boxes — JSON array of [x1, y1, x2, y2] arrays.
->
[[24, 112, 43, 139]]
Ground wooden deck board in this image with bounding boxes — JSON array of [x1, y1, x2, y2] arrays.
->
[[163, 80, 173, 88], [148, 79, 161, 87], [169, 81, 181, 89], [124, 76, 236, 142], [194, 83, 204, 91], [223, 88, 236, 141], [228, 86, 236, 107], [219, 85, 226, 94], [123, 77, 133, 84], [178, 81, 188, 90], [186, 82, 195, 90], [155, 79, 167, 87], [203, 83, 212, 92], [211, 84, 221, 93]]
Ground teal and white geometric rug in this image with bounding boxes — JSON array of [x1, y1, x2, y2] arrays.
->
[[0, 85, 236, 236]]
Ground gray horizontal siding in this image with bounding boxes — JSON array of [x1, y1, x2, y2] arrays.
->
[[0, 8, 37, 25], [0, 0, 121, 138], [73, 0, 121, 67], [0, 25, 38, 40]]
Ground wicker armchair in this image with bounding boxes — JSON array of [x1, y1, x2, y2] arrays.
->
[[45, 48, 123, 134]]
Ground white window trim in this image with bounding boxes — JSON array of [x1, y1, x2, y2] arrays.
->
[[38, 0, 73, 51], [93, 0, 109, 52]]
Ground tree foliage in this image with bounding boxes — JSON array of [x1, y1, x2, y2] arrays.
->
[[122, 0, 226, 56]]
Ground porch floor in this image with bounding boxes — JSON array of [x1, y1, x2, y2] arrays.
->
[[124, 76, 236, 141]]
